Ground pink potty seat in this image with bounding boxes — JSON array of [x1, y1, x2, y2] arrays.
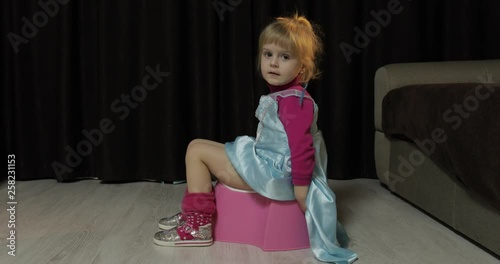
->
[[213, 182, 310, 251]]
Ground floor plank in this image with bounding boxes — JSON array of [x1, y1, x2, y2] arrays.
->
[[0, 179, 498, 264]]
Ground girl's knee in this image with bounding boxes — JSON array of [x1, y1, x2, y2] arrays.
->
[[186, 139, 212, 161], [188, 138, 204, 147], [187, 138, 216, 149], [186, 139, 203, 158]]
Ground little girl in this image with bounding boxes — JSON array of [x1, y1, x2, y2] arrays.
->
[[154, 13, 358, 264]]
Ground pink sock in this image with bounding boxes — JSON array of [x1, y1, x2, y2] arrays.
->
[[177, 191, 215, 240], [181, 190, 216, 214]]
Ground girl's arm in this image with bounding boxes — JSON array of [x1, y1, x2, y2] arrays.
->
[[294, 185, 309, 212], [277, 95, 315, 212]]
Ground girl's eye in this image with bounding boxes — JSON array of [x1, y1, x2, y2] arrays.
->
[[281, 54, 290, 60], [264, 52, 272, 57]]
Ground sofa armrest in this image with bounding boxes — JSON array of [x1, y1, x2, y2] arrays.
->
[[374, 59, 500, 132]]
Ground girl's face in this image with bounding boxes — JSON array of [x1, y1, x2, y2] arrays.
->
[[260, 43, 302, 86]]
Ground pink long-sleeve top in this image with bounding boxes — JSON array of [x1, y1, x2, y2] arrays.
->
[[267, 77, 315, 186]]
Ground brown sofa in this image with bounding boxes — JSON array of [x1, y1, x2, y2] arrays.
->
[[374, 59, 500, 257]]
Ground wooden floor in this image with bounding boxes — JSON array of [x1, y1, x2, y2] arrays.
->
[[0, 178, 498, 264]]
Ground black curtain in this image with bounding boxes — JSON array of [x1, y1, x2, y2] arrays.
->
[[3, 0, 500, 182]]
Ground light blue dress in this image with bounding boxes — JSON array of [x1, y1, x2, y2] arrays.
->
[[225, 89, 358, 264]]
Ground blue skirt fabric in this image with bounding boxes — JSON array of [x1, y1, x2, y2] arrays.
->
[[225, 90, 358, 263]]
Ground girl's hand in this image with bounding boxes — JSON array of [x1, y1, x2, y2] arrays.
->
[[294, 185, 309, 213]]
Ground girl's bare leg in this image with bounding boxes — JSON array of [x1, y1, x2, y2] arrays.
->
[[185, 139, 252, 193]]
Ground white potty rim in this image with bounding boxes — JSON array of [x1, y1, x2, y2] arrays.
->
[[218, 182, 257, 194]]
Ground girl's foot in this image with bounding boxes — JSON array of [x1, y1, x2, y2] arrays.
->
[[158, 212, 185, 230], [155, 190, 215, 246], [153, 222, 213, 247]]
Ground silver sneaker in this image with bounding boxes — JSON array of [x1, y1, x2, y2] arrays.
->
[[158, 212, 185, 230], [153, 223, 213, 247]]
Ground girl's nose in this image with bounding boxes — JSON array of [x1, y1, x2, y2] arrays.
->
[[270, 57, 279, 68]]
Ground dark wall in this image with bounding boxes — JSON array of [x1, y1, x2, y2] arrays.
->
[[2, 0, 499, 182]]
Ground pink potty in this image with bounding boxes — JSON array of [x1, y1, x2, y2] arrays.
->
[[213, 182, 310, 251]]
